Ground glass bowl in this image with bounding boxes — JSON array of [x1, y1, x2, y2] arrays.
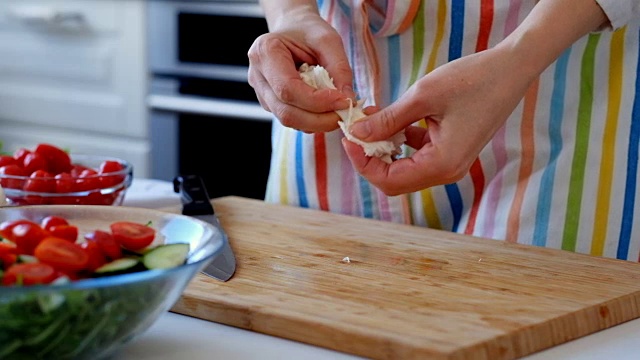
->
[[0, 205, 223, 360], [0, 154, 133, 206]]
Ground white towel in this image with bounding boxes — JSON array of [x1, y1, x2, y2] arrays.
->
[[298, 63, 405, 164]]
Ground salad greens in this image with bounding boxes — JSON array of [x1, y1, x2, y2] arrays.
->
[[0, 276, 173, 360]]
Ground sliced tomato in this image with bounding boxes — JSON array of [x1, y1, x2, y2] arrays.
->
[[34, 143, 72, 174], [1, 253, 17, 271], [2, 262, 57, 286], [80, 240, 107, 271], [0, 220, 48, 255], [0, 242, 17, 255], [84, 230, 122, 260], [34, 237, 89, 272], [48, 225, 79, 242], [110, 221, 156, 251], [0, 219, 35, 238]]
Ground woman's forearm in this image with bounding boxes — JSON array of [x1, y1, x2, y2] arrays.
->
[[259, 0, 320, 31], [497, 0, 608, 81]]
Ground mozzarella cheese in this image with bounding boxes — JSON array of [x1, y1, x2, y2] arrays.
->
[[298, 63, 405, 164]]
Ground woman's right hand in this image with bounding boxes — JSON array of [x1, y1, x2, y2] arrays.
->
[[247, 3, 355, 133]]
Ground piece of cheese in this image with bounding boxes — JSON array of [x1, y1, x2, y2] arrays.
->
[[298, 63, 405, 164]]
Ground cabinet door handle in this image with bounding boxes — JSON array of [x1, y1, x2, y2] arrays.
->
[[10, 5, 86, 28]]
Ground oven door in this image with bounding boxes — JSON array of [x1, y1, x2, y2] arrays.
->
[[149, 76, 273, 200], [147, 0, 266, 81]]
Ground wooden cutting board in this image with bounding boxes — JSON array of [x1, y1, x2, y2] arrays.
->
[[168, 196, 640, 360]]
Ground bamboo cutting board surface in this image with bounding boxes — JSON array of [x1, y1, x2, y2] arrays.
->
[[168, 196, 640, 360]]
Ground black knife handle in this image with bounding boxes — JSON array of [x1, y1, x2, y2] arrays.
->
[[173, 175, 215, 216]]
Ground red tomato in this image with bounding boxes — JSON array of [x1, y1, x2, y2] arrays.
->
[[0, 242, 17, 256], [54, 172, 77, 193], [76, 169, 100, 192], [1, 253, 17, 270], [70, 164, 92, 177], [0, 155, 16, 168], [84, 230, 122, 260], [0, 164, 27, 189], [2, 262, 57, 286], [110, 221, 156, 250], [34, 237, 90, 272], [22, 152, 47, 175], [23, 170, 56, 193], [12, 148, 31, 164], [0, 219, 36, 238], [48, 225, 79, 242], [41, 215, 69, 231], [5, 222, 49, 255], [34, 143, 72, 174], [99, 160, 125, 188], [80, 240, 107, 271]]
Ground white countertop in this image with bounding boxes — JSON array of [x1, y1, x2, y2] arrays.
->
[[114, 179, 640, 360]]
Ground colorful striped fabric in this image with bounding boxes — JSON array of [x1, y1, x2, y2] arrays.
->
[[264, 0, 640, 261]]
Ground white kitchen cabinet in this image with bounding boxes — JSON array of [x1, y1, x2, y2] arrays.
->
[[0, 0, 150, 177]]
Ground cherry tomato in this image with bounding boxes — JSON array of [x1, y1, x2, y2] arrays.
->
[[110, 221, 156, 251], [22, 152, 47, 175], [24, 170, 56, 193], [12, 148, 31, 164], [34, 143, 72, 174], [34, 237, 90, 272], [84, 230, 122, 260], [1, 253, 17, 271], [0, 155, 16, 168], [0, 164, 27, 189], [54, 172, 77, 193], [76, 169, 100, 192], [48, 225, 79, 242], [2, 262, 57, 286], [0, 219, 36, 238], [80, 240, 107, 271], [98, 160, 125, 188], [0, 242, 17, 256], [6, 222, 49, 255], [41, 215, 69, 231]]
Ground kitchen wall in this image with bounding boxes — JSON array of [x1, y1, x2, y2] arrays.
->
[[0, 0, 150, 177]]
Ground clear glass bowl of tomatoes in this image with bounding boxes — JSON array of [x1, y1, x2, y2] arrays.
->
[[0, 143, 133, 206], [0, 205, 223, 359]]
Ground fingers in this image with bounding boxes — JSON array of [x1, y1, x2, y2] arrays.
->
[[350, 92, 431, 142]]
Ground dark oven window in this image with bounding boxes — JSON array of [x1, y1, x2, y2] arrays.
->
[[178, 113, 272, 200], [178, 13, 269, 66]]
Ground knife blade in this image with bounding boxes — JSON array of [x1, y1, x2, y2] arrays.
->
[[173, 175, 236, 281]]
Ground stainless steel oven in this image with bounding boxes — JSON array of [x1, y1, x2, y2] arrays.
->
[[147, 0, 272, 200]]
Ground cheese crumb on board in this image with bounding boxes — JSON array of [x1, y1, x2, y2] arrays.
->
[[298, 63, 405, 164], [342, 257, 351, 263]]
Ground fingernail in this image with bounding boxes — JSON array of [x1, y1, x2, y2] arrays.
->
[[332, 98, 351, 110], [350, 121, 371, 139], [342, 85, 356, 100]]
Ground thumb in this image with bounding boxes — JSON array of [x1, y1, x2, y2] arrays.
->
[[350, 102, 419, 142]]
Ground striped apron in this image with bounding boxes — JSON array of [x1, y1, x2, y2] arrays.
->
[[264, 0, 640, 261]]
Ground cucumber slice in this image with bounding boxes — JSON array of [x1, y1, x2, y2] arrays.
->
[[17, 254, 38, 263], [142, 243, 189, 270], [95, 257, 141, 276]]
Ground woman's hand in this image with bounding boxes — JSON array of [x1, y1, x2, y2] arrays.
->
[[342, 0, 607, 196], [248, 3, 355, 133], [342, 46, 534, 196]]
